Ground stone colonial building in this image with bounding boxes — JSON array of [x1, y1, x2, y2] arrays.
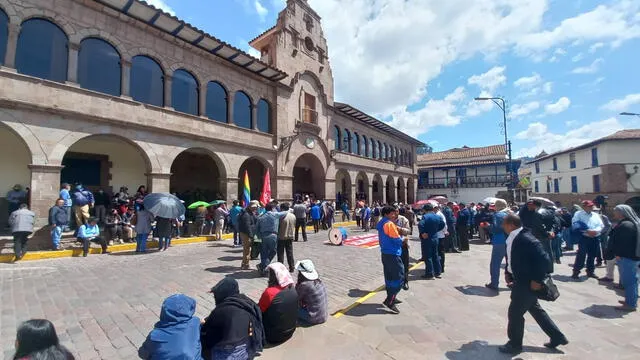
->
[[0, 0, 421, 228]]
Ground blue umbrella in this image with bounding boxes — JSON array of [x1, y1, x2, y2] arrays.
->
[[143, 193, 186, 219]]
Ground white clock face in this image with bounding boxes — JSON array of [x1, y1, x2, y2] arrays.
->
[[305, 137, 315, 149]]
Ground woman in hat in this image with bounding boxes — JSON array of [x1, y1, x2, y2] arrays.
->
[[258, 262, 298, 344], [295, 259, 328, 325]]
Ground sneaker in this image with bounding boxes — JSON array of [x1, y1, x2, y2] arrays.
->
[[382, 300, 400, 314], [241, 264, 250, 270], [485, 283, 499, 291], [587, 273, 599, 279], [108, 240, 114, 246], [599, 277, 614, 283], [402, 282, 409, 291], [615, 305, 637, 312], [435, 274, 442, 279], [571, 271, 580, 280], [544, 338, 569, 349], [119, 239, 124, 244], [421, 274, 435, 280], [394, 299, 403, 304]]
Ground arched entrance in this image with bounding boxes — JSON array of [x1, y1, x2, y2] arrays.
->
[[397, 177, 406, 204], [335, 169, 351, 205], [0, 123, 31, 226], [372, 174, 383, 204], [625, 197, 640, 215], [407, 178, 416, 205], [356, 171, 369, 201], [238, 157, 270, 204], [386, 176, 396, 204], [61, 135, 150, 195], [292, 153, 325, 200], [170, 148, 223, 204]]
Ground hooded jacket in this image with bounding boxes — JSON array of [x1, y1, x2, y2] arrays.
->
[[139, 294, 203, 360]]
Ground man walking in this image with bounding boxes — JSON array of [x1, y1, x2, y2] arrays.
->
[[572, 200, 604, 279], [9, 203, 35, 260], [49, 199, 69, 251], [456, 203, 470, 251], [59, 183, 73, 231], [71, 184, 94, 228], [435, 204, 449, 272], [256, 204, 288, 275], [229, 200, 243, 247], [486, 199, 509, 291], [419, 204, 445, 280], [361, 203, 372, 232], [443, 202, 460, 253], [238, 201, 258, 270], [310, 202, 322, 233], [277, 203, 296, 272], [293, 199, 308, 242], [377, 206, 405, 314], [499, 214, 567, 354]]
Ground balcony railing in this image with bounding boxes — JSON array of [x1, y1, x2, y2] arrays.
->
[[303, 107, 318, 124], [418, 175, 511, 189]]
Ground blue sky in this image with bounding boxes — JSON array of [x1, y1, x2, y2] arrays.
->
[[148, 0, 640, 157]]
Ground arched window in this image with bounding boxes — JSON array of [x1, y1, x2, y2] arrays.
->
[[78, 38, 121, 96], [257, 99, 271, 133], [353, 132, 360, 155], [0, 9, 8, 65], [233, 91, 252, 129], [377, 140, 382, 160], [384, 144, 389, 161], [369, 138, 374, 158], [130, 55, 164, 107], [16, 18, 68, 82], [343, 129, 351, 152], [334, 126, 341, 150], [361, 135, 368, 157], [206, 81, 227, 123], [172, 69, 199, 115]]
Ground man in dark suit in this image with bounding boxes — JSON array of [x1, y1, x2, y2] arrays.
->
[[499, 214, 568, 355]]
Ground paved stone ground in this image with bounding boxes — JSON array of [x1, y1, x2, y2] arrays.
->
[[1, 228, 638, 359]]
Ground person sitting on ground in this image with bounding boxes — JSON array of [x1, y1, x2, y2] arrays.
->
[[258, 262, 298, 344], [201, 277, 265, 360], [13, 319, 75, 360], [77, 217, 108, 257], [139, 294, 203, 360], [295, 259, 328, 325], [105, 208, 124, 245]]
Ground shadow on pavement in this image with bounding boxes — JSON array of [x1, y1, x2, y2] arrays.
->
[[204, 265, 263, 280], [217, 255, 242, 262], [454, 285, 500, 297], [445, 340, 561, 360], [347, 289, 371, 298], [580, 304, 627, 319], [552, 274, 577, 283], [342, 303, 389, 317]]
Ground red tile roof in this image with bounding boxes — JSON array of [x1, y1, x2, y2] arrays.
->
[[419, 158, 511, 169], [528, 129, 640, 163], [417, 145, 506, 164]]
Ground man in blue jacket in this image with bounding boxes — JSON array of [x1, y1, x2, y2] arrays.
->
[[229, 200, 243, 247], [361, 204, 372, 232], [419, 204, 446, 280], [486, 199, 509, 291], [310, 202, 322, 233], [456, 203, 471, 251], [377, 206, 405, 314]]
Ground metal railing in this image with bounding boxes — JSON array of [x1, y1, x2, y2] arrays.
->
[[303, 108, 318, 124], [418, 175, 511, 189]]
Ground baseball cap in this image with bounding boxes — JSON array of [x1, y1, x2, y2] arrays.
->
[[582, 200, 594, 207], [295, 259, 319, 281], [249, 200, 260, 208]]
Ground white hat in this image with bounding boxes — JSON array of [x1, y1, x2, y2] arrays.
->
[[295, 259, 319, 281]]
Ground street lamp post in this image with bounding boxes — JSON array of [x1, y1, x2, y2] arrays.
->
[[474, 96, 514, 202]]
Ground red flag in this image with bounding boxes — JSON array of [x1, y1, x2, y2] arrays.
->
[[259, 169, 271, 206]]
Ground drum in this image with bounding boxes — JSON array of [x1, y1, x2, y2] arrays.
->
[[329, 227, 347, 245]]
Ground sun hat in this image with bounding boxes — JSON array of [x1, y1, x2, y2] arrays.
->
[[249, 200, 260, 208], [295, 259, 319, 281]]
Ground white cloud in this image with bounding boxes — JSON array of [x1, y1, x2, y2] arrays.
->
[[145, 0, 175, 15], [542, 82, 553, 94], [600, 94, 640, 112], [255, 0, 268, 20], [565, 120, 579, 127], [545, 97, 571, 114], [387, 87, 466, 136], [519, 81, 553, 98], [468, 66, 507, 92], [571, 53, 584, 62], [516, 118, 624, 157], [514, 73, 541, 89], [572, 58, 603, 74], [589, 42, 605, 53], [510, 101, 540, 118], [517, 2, 640, 53], [465, 90, 495, 117]]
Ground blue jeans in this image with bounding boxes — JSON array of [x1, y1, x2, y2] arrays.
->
[[136, 233, 149, 252], [573, 236, 599, 274], [211, 342, 253, 360], [551, 234, 563, 260], [233, 223, 240, 245], [259, 234, 278, 270], [421, 238, 441, 277], [299, 308, 313, 324], [158, 237, 171, 250], [51, 226, 63, 249], [619, 257, 639, 308], [490, 244, 507, 287], [64, 206, 72, 230]]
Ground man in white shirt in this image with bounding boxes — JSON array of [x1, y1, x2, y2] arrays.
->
[[571, 200, 604, 279], [436, 205, 449, 273]]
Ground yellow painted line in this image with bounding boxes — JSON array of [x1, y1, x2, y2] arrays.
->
[[332, 261, 425, 319], [0, 222, 357, 263]]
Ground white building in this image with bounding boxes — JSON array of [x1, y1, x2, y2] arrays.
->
[[528, 129, 640, 212], [417, 145, 519, 203]]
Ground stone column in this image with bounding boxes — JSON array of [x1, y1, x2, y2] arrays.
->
[[199, 84, 207, 117], [251, 104, 258, 130], [66, 42, 80, 85], [325, 178, 336, 202], [121, 59, 131, 98], [382, 184, 387, 205], [277, 175, 293, 202], [3, 23, 20, 69], [222, 177, 240, 201], [349, 183, 356, 206], [227, 91, 235, 124], [164, 75, 173, 109], [367, 184, 373, 204], [28, 165, 63, 228], [147, 173, 172, 193]]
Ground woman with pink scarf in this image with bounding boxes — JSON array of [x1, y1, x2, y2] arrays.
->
[[258, 262, 299, 344]]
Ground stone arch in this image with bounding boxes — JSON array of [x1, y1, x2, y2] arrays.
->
[[0, 113, 47, 165], [71, 30, 131, 60], [169, 147, 227, 202], [237, 155, 275, 204], [18, 10, 76, 39], [372, 173, 384, 204], [355, 171, 369, 201], [284, 134, 331, 177], [167, 61, 204, 81], [289, 70, 329, 106], [0, 0, 18, 23], [335, 169, 352, 203], [292, 153, 326, 200], [386, 175, 396, 204], [397, 176, 406, 204], [128, 47, 170, 72]]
